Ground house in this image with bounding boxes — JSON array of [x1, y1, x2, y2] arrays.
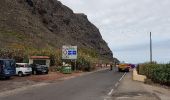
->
[[29, 56, 50, 67]]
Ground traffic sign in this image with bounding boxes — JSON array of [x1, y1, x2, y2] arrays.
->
[[62, 46, 77, 59]]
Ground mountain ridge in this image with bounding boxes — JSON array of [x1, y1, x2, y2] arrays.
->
[[0, 0, 113, 61]]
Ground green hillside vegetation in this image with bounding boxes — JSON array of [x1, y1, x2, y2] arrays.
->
[[0, 46, 108, 71], [0, 0, 114, 62]]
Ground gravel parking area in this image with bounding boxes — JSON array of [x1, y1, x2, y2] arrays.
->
[[0, 72, 82, 93]]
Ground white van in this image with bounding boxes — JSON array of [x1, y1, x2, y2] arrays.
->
[[16, 63, 32, 77]]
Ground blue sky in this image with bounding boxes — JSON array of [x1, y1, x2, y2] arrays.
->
[[61, 0, 170, 63]]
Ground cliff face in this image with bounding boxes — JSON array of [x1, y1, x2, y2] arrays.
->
[[0, 0, 113, 60]]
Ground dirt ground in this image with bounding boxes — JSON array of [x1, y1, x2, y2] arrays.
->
[[0, 71, 83, 93]]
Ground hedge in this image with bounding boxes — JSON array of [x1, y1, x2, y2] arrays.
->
[[138, 63, 170, 86]]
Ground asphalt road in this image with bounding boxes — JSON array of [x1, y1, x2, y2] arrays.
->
[[0, 68, 124, 100]]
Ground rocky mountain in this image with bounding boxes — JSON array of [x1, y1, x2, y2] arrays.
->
[[0, 0, 113, 60]]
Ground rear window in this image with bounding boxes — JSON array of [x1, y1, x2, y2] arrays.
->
[[16, 64, 30, 68], [0, 60, 15, 68], [4, 61, 11, 68], [16, 64, 24, 67]]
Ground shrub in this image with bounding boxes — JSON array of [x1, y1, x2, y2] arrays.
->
[[77, 56, 91, 71], [138, 63, 170, 86], [0, 47, 103, 72]]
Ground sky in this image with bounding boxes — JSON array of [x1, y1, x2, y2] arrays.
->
[[61, 0, 170, 63]]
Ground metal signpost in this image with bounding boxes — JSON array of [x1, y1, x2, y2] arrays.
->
[[62, 46, 77, 71]]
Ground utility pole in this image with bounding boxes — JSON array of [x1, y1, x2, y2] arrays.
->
[[150, 32, 152, 63]]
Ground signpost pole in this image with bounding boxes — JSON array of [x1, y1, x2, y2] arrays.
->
[[75, 60, 77, 71]]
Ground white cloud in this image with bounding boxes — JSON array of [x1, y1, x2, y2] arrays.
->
[[61, 0, 170, 63]]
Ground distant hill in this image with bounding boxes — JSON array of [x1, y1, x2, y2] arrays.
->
[[0, 0, 113, 61]]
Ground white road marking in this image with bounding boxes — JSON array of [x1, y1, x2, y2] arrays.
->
[[119, 72, 126, 82], [115, 82, 119, 87], [106, 72, 127, 97], [107, 89, 114, 96]]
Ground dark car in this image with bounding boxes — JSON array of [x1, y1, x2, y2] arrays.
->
[[0, 59, 16, 79], [30, 64, 49, 75]]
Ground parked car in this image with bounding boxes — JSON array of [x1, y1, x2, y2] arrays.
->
[[16, 63, 32, 77], [30, 64, 49, 75], [0, 59, 16, 79]]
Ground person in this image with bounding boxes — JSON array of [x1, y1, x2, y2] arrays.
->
[[110, 64, 113, 71]]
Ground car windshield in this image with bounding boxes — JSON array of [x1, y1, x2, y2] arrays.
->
[[36, 65, 42, 68], [25, 64, 31, 67], [4, 60, 15, 69], [11, 60, 15, 67]]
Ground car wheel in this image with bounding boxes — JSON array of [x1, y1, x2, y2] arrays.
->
[[33, 71, 37, 75], [18, 72, 23, 77]]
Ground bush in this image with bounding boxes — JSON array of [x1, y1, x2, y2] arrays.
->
[[49, 66, 62, 72], [77, 57, 91, 71], [138, 63, 170, 86], [0, 47, 101, 72], [0, 48, 26, 62]]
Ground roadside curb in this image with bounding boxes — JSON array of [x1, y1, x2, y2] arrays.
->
[[133, 68, 146, 82]]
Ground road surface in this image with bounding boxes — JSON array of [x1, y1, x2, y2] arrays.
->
[[0, 68, 124, 100]]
